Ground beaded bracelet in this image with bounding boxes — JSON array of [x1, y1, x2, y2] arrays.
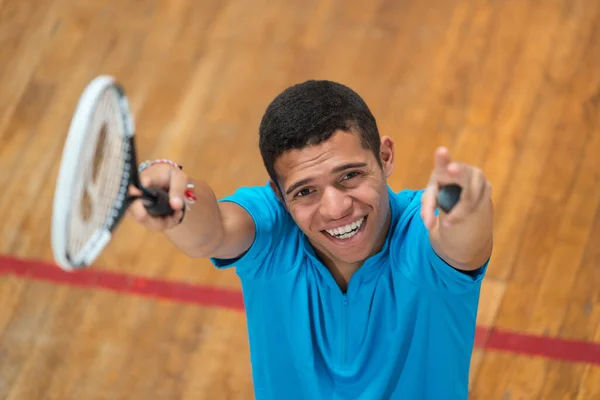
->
[[138, 158, 182, 173]]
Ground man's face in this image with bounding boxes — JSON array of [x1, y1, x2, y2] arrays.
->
[[272, 130, 395, 268]]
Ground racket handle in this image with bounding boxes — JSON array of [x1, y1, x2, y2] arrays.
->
[[437, 184, 462, 213], [143, 186, 175, 217]]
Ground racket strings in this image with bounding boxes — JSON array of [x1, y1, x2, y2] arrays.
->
[[67, 88, 128, 263]]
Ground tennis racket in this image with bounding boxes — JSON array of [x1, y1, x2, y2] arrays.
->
[[51, 75, 175, 271]]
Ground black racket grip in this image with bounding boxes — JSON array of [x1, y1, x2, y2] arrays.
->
[[437, 184, 462, 213], [143, 186, 175, 217]]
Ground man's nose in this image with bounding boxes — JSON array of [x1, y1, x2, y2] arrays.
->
[[319, 186, 352, 220]]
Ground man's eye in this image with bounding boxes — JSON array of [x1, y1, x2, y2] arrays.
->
[[296, 188, 313, 197], [342, 171, 360, 181]]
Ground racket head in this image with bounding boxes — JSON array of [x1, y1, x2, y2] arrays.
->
[[51, 75, 138, 271]]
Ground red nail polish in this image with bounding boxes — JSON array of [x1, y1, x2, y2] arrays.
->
[[184, 189, 197, 202]]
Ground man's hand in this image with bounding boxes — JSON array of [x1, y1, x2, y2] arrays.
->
[[127, 163, 188, 231], [126, 161, 256, 260], [421, 147, 493, 271], [421, 147, 491, 229]]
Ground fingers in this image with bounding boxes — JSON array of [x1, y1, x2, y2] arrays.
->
[[431, 147, 471, 187], [422, 146, 490, 228], [127, 204, 183, 231], [421, 180, 439, 230], [421, 147, 452, 228], [126, 163, 188, 231], [434, 146, 451, 172], [443, 169, 491, 226], [139, 164, 172, 190], [167, 168, 188, 211]]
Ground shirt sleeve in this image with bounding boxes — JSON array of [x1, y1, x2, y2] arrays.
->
[[209, 183, 294, 279], [391, 189, 489, 294]]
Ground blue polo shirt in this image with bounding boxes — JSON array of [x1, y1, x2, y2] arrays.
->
[[211, 183, 487, 399]]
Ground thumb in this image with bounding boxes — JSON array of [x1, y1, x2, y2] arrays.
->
[[167, 169, 188, 211]]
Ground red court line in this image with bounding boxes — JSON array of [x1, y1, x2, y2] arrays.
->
[[0, 255, 244, 311], [1, 255, 599, 366]]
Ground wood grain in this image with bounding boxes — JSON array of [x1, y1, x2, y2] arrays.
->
[[0, 0, 599, 398]]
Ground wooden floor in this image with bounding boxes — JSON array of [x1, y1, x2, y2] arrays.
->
[[1, 0, 599, 398]]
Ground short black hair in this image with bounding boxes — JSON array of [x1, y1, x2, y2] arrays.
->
[[258, 80, 381, 184]]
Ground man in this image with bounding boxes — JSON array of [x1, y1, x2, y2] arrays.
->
[[129, 80, 493, 399]]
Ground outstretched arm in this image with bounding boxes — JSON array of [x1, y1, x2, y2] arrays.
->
[[128, 162, 256, 259], [420, 147, 494, 271]]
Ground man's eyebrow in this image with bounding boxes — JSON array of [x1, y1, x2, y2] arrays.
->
[[284, 163, 368, 196], [331, 162, 368, 173], [285, 178, 313, 196]]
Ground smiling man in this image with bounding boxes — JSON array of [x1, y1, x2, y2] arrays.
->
[[129, 80, 493, 399]]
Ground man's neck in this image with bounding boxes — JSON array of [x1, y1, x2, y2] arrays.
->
[[316, 253, 363, 293]]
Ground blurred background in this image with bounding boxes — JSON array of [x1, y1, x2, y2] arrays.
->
[[0, 0, 599, 398]]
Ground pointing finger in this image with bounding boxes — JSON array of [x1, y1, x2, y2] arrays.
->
[[434, 146, 451, 172]]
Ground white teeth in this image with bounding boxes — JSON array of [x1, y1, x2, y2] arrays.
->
[[325, 217, 364, 239]]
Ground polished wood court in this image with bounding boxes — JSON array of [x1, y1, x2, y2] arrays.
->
[[1, 0, 600, 398]]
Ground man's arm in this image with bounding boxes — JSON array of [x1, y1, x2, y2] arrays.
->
[[128, 163, 256, 260], [164, 179, 256, 259], [420, 147, 494, 271]]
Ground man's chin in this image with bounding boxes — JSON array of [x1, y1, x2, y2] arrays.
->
[[308, 230, 374, 267], [319, 245, 372, 267]]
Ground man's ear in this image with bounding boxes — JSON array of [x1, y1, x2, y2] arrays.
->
[[379, 136, 395, 178]]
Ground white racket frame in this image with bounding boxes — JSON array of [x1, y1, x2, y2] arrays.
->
[[51, 75, 134, 271]]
